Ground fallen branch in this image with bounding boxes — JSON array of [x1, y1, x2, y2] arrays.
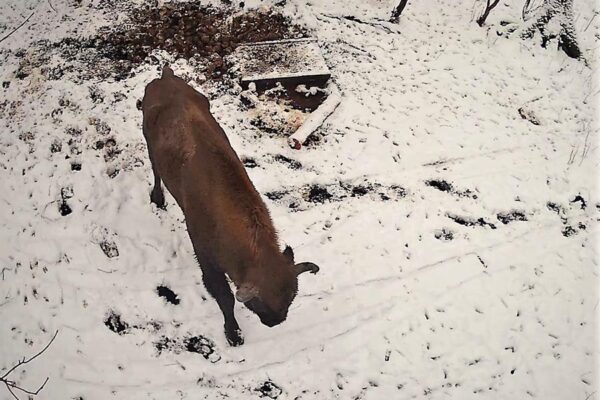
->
[[320, 14, 398, 34], [0, 11, 35, 44], [288, 84, 341, 149], [1, 330, 59, 400]]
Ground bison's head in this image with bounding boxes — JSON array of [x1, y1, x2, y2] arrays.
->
[[235, 246, 319, 327]]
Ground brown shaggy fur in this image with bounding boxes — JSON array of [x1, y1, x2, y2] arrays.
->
[[141, 66, 311, 346]]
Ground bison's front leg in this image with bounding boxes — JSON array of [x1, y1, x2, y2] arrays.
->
[[200, 265, 244, 346]]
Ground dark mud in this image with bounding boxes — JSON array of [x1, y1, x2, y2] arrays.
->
[[104, 310, 130, 335], [156, 285, 180, 305], [570, 194, 587, 210]]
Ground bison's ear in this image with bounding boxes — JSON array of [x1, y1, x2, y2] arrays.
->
[[235, 283, 258, 303], [283, 245, 295, 264]]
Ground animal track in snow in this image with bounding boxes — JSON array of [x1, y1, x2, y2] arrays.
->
[[265, 181, 407, 210]]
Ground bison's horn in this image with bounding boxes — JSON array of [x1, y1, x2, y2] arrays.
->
[[295, 262, 320, 276], [235, 284, 258, 303]]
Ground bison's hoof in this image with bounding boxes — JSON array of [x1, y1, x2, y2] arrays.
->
[[226, 328, 244, 346], [150, 190, 166, 209]]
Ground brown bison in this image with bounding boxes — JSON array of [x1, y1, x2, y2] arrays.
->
[[141, 66, 320, 346]]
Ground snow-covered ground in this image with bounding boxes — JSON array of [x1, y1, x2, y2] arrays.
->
[[0, 0, 598, 399]]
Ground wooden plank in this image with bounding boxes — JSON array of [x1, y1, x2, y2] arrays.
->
[[232, 38, 331, 89]]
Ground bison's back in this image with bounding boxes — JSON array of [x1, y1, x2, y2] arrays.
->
[[142, 75, 235, 199]]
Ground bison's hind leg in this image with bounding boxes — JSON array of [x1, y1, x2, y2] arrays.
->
[[150, 164, 166, 209], [143, 123, 166, 209]]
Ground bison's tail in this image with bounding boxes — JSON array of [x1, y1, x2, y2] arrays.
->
[[162, 65, 174, 79]]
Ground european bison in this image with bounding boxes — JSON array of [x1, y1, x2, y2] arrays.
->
[[142, 66, 320, 346]]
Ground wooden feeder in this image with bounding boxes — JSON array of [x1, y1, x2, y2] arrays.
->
[[232, 37, 339, 150], [232, 38, 331, 90]]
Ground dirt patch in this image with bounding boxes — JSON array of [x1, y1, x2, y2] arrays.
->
[[425, 179, 453, 193], [45, 4, 307, 81], [155, 334, 221, 362], [265, 181, 406, 210], [562, 222, 586, 237], [518, 106, 541, 125], [446, 213, 497, 229], [425, 179, 477, 199], [242, 82, 328, 138], [103, 138, 120, 162], [50, 139, 62, 154], [154, 336, 178, 353], [59, 202, 72, 216], [547, 201, 567, 223], [272, 154, 302, 169], [351, 185, 371, 197], [570, 194, 587, 210], [434, 228, 454, 241], [253, 82, 328, 111], [285, 83, 328, 111], [496, 210, 528, 224], [266, 190, 287, 201], [242, 157, 258, 168], [547, 199, 587, 237], [99, 240, 119, 258], [104, 310, 130, 335], [307, 185, 333, 203], [59, 186, 73, 216], [184, 335, 217, 358], [156, 285, 180, 305], [255, 380, 283, 399]]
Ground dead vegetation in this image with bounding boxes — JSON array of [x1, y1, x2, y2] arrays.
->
[[45, 3, 307, 81]]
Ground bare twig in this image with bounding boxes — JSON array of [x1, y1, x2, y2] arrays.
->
[[522, 0, 544, 21], [583, 11, 598, 32], [9, 377, 49, 395], [477, 0, 501, 26], [567, 146, 577, 165], [389, 0, 409, 23], [319, 13, 398, 34], [5, 384, 19, 400], [1, 330, 58, 400], [584, 391, 596, 400], [0, 11, 35, 44], [1, 267, 12, 280], [579, 129, 591, 166], [1, 330, 59, 380], [47, 0, 57, 13], [522, 0, 532, 20]]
